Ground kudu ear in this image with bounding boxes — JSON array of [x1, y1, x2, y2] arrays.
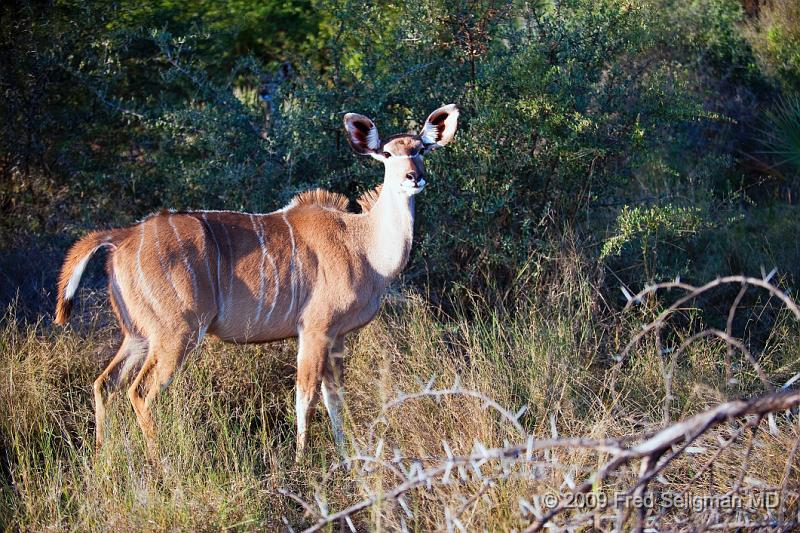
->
[[343, 113, 381, 155], [420, 104, 459, 150]]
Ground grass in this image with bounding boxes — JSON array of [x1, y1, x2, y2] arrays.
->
[[1, 256, 799, 531]]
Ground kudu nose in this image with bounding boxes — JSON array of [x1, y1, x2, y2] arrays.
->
[[406, 172, 420, 185]]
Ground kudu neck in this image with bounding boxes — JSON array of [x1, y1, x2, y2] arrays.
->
[[365, 176, 416, 282]]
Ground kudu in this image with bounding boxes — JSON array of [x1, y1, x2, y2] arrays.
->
[[55, 104, 460, 461]]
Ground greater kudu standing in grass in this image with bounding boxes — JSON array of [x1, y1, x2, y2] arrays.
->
[[55, 104, 460, 461]]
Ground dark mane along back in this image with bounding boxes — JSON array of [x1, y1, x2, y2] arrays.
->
[[291, 189, 350, 211]]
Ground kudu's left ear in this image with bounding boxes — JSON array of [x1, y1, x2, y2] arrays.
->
[[420, 104, 459, 150], [344, 113, 381, 155]]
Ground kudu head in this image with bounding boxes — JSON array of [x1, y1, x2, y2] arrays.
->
[[343, 104, 459, 196]]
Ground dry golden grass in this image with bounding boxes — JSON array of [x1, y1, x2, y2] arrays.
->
[[1, 265, 799, 531]]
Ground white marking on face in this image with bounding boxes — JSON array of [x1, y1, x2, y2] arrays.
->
[[201, 213, 226, 320], [400, 177, 427, 195], [168, 215, 199, 303], [136, 222, 163, 315], [384, 154, 423, 160]]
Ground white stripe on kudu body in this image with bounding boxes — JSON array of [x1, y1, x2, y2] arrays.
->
[[218, 221, 236, 320], [192, 216, 216, 303], [250, 214, 268, 323], [54, 104, 460, 463], [201, 212, 226, 320], [151, 218, 183, 304], [168, 215, 199, 303], [282, 211, 299, 321], [256, 214, 281, 326], [136, 223, 163, 316]]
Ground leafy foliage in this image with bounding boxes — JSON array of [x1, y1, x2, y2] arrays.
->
[[1, 0, 800, 295], [601, 204, 710, 281], [744, 0, 800, 92]]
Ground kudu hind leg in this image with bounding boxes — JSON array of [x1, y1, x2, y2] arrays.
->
[[295, 330, 330, 463], [321, 335, 346, 456], [94, 335, 145, 453], [128, 333, 195, 459]]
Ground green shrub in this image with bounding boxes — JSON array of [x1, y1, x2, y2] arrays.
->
[[744, 0, 800, 92], [601, 204, 711, 281], [0, 0, 795, 295], [270, 0, 729, 287]]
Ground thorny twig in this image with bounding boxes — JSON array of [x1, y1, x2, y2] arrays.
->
[[287, 389, 800, 532], [612, 274, 797, 414]]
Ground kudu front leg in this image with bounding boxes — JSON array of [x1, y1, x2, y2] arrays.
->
[[321, 335, 347, 458], [295, 330, 328, 463]]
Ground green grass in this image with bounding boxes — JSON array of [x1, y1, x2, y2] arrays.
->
[[1, 262, 799, 530]]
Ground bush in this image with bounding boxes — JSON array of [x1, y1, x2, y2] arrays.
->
[[744, 0, 800, 92], [601, 204, 711, 282], [271, 0, 734, 288], [1, 0, 797, 297]]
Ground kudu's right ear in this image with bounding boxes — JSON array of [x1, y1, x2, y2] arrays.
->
[[344, 113, 381, 156]]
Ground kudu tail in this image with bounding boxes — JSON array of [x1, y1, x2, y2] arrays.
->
[[55, 230, 119, 325]]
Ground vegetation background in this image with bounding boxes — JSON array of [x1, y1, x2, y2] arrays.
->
[[1, 0, 800, 530]]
